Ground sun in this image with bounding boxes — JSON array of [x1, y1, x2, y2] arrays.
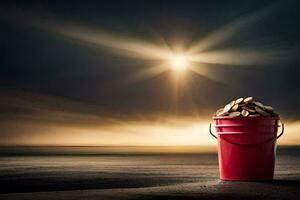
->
[[169, 54, 189, 71]]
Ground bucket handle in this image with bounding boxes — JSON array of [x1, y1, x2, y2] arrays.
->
[[209, 122, 284, 146]]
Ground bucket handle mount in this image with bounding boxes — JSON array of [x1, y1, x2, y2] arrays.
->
[[209, 122, 284, 146]]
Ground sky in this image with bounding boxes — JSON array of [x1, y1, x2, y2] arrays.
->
[[0, 0, 300, 147]]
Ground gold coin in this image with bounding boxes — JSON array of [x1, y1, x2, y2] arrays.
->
[[254, 101, 264, 108], [229, 111, 241, 117], [239, 103, 247, 107], [213, 97, 278, 118], [216, 108, 223, 115], [242, 106, 256, 113], [235, 98, 244, 104], [249, 114, 261, 117], [255, 106, 270, 117], [244, 97, 254, 103], [264, 105, 274, 111], [231, 104, 239, 111], [246, 103, 256, 108], [229, 100, 235, 107], [216, 108, 228, 116], [217, 111, 228, 116], [224, 103, 233, 112], [241, 110, 249, 117]]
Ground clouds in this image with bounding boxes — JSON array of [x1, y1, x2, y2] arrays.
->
[[0, 89, 299, 146], [0, 0, 300, 145]]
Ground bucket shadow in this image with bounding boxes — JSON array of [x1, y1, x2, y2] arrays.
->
[[218, 179, 300, 186], [260, 179, 300, 186]]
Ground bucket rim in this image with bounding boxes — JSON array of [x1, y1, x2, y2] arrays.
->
[[213, 116, 279, 120]]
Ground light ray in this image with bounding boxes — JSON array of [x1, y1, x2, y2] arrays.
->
[[188, 47, 291, 65], [187, 3, 277, 54], [9, 10, 172, 61], [188, 64, 226, 84], [117, 63, 170, 87], [6, 7, 296, 91], [58, 26, 172, 60]]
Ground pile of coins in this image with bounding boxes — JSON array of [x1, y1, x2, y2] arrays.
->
[[215, 97, 278, 117]]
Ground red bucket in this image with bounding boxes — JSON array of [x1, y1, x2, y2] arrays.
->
[[209, 116, 284, 181]]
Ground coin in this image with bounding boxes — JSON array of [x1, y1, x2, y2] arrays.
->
[[214, 97, 278, 118], [264, 105, 274, 111], [242, 106, 256, 113], [229, 111, 241, 117], [244, 97, 254, 103], [246, 103, 256, 108], [217, 110, 228, 116], [241, 110, 249, 117], [249, 114, 261, 117], [216, 108, 228, 116], [235, 98, 244, 104], [239, 103, 247, 107], [216, 108, 223, 114], [223, 103, 233, 113], [255, 106, 270, 117], [229, 100, 235, 107], [254, 101, 264, 108], [231, 104, 239, 111]]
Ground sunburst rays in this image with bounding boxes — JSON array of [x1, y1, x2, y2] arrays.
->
[[6, 6, 295, 115], [9, 7, 291, 78]]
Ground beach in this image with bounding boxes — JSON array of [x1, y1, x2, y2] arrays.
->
[[0, 147, 299, 200]]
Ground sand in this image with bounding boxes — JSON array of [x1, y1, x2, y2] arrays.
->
[[0, 148, 299, 200]]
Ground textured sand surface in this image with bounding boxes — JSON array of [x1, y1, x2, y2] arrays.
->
[[0, 149, 299, 200]]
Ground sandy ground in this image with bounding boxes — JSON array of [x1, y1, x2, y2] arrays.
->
[[0, 149, 299, 200], [1, 179, 299, 200]]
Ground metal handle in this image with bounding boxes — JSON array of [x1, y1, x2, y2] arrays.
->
[[209, 121, 284, 146], [277, 122, 284, 139], [209, 123, 218, 139]]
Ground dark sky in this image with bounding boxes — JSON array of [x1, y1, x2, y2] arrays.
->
[[1, 0, 300, 120]]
